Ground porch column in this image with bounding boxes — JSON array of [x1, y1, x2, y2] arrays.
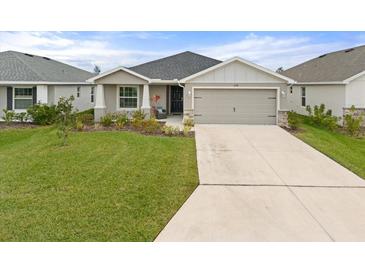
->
[[94, 84, 106, 122], [141, 84, 151, 118]]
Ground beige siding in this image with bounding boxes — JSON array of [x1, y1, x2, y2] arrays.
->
[[149, 85, 167, 109], [285, 85, 346, 118], [95, 70, 148, 85], [346, 74, 365, 107], [189, 60, 284, 83], [53, 85, 95, 111], [104, 84, 144, 114], [0, 87, 7, 115]]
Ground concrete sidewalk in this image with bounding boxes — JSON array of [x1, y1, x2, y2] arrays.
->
[[155, 125, 365, 241]]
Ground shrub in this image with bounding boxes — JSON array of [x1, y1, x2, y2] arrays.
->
[[2, 109, 15, 125], [75, 120, 84, 131], [344, 105, 363, 136], [55, 96, 77, 146], [132, 110, 146, 121], [114, 112, 129, 129], [131, 110, 146, 130], [183, 125, 192, 137], [100, 113, 114, 127], [142, 118, 161, 133], [77, 113, 94, 126], [183, 118, 194, 127], [27, 104, 58, 125], [77, 108, 94, 116], [306, 104, 339, 131], [14, 112, 29, 123], [162, 125, 180, 136], [287, 111, 299, 130]]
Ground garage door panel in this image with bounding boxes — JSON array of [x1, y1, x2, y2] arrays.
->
[[194, 89, 277, 124]]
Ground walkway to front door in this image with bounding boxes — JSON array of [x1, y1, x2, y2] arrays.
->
[[155, 125, 365, 241]]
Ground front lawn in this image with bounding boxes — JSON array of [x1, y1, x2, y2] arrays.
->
[[293, 119, 365, 179], [0, 127, 199, 241]]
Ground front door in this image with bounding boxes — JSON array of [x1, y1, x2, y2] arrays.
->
[[170, 86, 183, 113]]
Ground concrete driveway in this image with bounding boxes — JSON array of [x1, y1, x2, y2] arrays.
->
[[156, 125, 365, 241]]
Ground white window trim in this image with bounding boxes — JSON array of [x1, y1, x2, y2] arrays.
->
[[76, 87, 81, 98], [13, 86, 34, 112], [116, 85, 140, 111], [301, 87, 306, 108]]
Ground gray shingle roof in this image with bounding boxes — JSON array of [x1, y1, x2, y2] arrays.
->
[[129, 51, 222, 80], [0, 50, 94, 82], [281, 45, 365, 82]]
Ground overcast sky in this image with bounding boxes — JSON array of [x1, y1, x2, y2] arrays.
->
[[1, 31, 365, 72]]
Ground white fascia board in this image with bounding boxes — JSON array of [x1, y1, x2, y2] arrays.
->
[[293, 81, 346, 85], [0, 81, 93, 85], [343, 70, 365, 84], [180, 56, 295, 84], [87, 66, 151, 83], [150, 79, 179, 84]]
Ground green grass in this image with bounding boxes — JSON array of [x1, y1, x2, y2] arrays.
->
[[293, 118, 365, 179], [0, 127, 199, 241]]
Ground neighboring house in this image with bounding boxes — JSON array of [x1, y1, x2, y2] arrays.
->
[[0, 51, 95, 116], [281, 45, 365, 119], [88, 51, 294, 124]]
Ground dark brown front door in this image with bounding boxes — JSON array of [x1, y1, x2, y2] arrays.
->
[[170, 86, 183, 113]]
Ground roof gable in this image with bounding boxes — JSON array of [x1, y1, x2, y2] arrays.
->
[[281, 45, 365, 83], [0, 51, 94, 83], [181, 57, 294, 83]]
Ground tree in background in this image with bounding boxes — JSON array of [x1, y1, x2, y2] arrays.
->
[[94, 65, 101, 75]]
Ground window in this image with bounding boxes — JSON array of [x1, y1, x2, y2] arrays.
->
[[90, 87, 94, 103], [301, 87, 306, 107], [76, 87, 80, 98], [290, 86, 293, 94], [14, 87, 33, 110], [119, 86, 138, 109]]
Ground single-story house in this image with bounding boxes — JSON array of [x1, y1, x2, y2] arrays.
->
[[87, 51, 294, 124], [281, 45, 365, 120], [0, 50, 95, 115]]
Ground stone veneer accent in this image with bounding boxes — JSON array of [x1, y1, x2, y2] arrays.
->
[[278, 110, 289, 128], [343, 107, 365, 127]]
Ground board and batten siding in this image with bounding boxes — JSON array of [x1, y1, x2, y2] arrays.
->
[[183, 60, 289, 117]]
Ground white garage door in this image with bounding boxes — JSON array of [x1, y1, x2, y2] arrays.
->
[[194, 89, 277, 124]]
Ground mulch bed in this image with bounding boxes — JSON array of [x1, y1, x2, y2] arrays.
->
[[75, 123, 195, 138], [0, 122, 39, 130]]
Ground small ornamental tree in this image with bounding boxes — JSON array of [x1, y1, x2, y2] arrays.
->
[[55, 96, 76, 146]]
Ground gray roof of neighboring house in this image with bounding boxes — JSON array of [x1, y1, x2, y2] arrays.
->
[[128, 51, 222, 80], [281, 45, 365, 82], [0, 50, 94, 82]]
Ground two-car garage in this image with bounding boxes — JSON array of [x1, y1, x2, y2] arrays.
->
[[181, 57, 293, 125], [193, 88, 278, 125]]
